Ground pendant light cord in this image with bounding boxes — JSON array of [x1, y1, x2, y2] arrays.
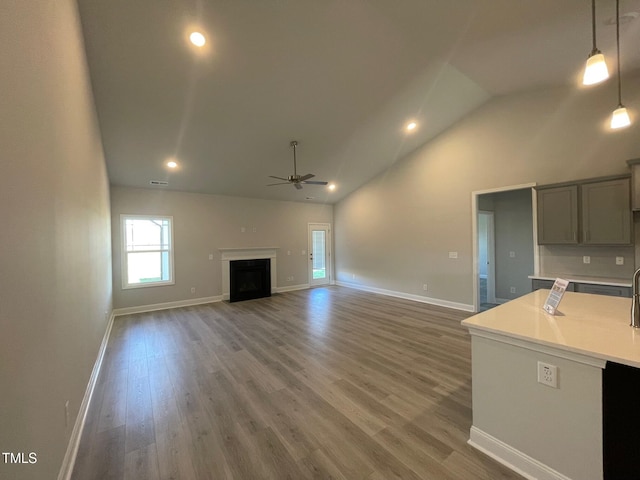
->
[[616, 0, 623, 106], [591, 0, 598, 52]]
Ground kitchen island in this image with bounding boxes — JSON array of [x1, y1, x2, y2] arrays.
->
[[462, 290, 640, 480]]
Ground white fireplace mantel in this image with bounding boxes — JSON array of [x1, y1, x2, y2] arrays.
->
[[219, 247, 278, 300]]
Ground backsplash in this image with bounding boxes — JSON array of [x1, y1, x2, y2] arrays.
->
[[540, 245, 634, 279]]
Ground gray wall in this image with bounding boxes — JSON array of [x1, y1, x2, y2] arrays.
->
[[110, 187, 333, 309], [335, 79, 640, 308], [491, 189, 534, 300], [0, 1, 113, 479]]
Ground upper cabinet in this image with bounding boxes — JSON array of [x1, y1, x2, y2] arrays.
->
[[537, 185, 578, 244], [536, 175, 631, 246], [626, 158, 640, 210], [581, 178, 631, 245]]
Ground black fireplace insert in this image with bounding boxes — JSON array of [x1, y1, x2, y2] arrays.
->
[[229, 258, 271, 302]]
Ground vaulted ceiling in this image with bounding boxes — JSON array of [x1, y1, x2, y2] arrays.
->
[[77, 0, 640, 203]]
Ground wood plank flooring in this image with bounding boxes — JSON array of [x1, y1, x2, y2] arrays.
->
[[72, 286, 523, 480]]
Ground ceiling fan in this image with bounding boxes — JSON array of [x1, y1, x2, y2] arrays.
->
[[267, 140, 328, 190]]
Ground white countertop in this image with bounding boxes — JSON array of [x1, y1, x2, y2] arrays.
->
[[462, 290, 640, 368], [528, 274, 631, 287]]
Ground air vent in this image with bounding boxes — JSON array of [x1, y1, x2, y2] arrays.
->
[[150, 180, 169, 186]]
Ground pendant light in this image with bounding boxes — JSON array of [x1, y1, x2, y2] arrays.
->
[[583, 0, 609, 85], [611, 0, 631, 129]]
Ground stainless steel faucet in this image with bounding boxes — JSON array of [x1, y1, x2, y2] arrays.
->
[[632, 267, 640, 328]]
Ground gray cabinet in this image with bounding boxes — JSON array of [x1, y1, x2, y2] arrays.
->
[[531, 279, 631, 298], [626, 158, 640, 210], [532, 279, 575, 291], [574, 283, 631, 298], [536, 175, 631, 246], [537, 185, 578, 245], [581, 179, 631, 245]]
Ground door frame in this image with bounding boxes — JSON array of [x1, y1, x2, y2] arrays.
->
[[471, 183, 538, 312], [308, 223, 332, 286]]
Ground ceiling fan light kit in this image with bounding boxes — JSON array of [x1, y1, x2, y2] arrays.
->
[[267, 141, 329, 190]]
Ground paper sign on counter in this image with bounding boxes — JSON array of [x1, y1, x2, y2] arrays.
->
[[543, 278, 569, 315]]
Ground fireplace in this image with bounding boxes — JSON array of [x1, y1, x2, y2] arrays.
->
[[219, 247, 278, 301], [229, 258, 271, 302]]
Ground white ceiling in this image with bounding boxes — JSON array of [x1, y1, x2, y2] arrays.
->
[[77, 0, 640, 204]]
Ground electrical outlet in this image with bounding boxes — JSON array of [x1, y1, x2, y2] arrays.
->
[[241, 227, 246, 233], [537, 361, 558, 388], [423, 284, 428, 291], [191, 287, 196, 294], [208, 254, 213, 260], [583, 256, 591, 264], [510, 286, 516, 294], [616, 256, 624, 265], [287, 250, 291, 256], [509, 251, 516, 258], [448, 251, 458, 259], [252, 227, 257, 232]]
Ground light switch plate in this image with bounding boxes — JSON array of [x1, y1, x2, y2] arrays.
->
[[583, 256, 591, 264], [616, 256, 624, 265], [448, 252, 458, 259]]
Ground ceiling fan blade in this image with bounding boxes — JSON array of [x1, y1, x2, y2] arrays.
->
[[294, 183, 303, 190], [269, 175, 289, 181], [267, 182, 290, 186], [299, 173, 315, 181], [302, 180, 328, 185]]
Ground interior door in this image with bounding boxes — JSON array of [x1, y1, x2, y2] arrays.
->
[[308, 223, 331, 286]]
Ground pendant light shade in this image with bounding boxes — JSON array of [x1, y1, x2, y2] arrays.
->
[[583, 0, 609, 86], [583, 53, 609, 85], [611, 0, 631, 129], [611, 106, 631, 129]]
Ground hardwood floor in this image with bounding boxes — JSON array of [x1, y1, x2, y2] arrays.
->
[[72, 286, 523, 480]]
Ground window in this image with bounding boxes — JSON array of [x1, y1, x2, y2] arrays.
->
[[121, 215, 174, 289]]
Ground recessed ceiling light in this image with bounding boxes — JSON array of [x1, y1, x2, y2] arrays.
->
[[406, 121, 417, 132], [166, 160, 178, 168], [328, 184, 336, 191], [189, 31, 206, 47]]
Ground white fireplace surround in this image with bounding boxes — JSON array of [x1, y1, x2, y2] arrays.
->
[[219, 247, 278, 300]]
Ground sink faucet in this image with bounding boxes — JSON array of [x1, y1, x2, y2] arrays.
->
[[632, 268, 640, 328]]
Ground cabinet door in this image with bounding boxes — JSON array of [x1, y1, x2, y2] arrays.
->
[[629, 162, 640, 211], [575, 283, 632, 298], [537, 185, 579, 244], [532, 279, 575, 291], [581, 179, 631, 245]]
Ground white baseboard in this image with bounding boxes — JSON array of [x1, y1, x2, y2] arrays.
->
[[275, 283, 310, 293], [57, 311, 115, 480], [336, 281, 474, 312], [468, 426, 572, 480], [113, 295, 223, 316]]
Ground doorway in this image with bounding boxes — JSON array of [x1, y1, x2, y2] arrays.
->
[[478, 211, 496, 309], [472, 183, 537, 312], [308, 223, 331, 286]]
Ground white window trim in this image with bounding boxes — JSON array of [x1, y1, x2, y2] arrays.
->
[[120, 214, 175, 289]]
